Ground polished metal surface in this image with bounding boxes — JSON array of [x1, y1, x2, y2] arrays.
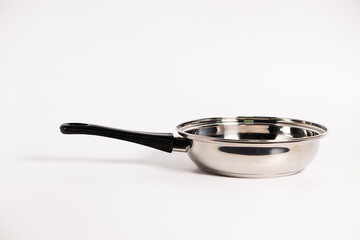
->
[[175, 117, 327, 178]]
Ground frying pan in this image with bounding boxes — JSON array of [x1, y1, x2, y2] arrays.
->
[[60, 116, 327, 178]]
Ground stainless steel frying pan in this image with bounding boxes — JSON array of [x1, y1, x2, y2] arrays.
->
[[60, 116, 327, 178]]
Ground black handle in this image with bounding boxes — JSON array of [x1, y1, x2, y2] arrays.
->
[[60, 123, 189, 153]]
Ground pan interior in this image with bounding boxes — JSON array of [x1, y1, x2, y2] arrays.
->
[[177, 117, 327, 142]]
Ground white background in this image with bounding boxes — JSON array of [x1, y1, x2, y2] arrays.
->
[[1, 0, 360, 239]]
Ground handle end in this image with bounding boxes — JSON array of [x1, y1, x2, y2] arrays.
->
[[60, 123, 90, 134]]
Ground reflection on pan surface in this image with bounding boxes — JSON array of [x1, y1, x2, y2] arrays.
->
[[219, 146, 289, 156]]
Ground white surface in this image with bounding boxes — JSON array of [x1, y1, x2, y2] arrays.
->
[[1, 0, 360, 239]]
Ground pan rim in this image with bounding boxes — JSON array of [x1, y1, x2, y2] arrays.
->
[[176, 116, 328, 144]]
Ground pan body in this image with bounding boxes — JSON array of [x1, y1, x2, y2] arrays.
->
[[186, 139, 319, 178], [177, 117, 327, 178]]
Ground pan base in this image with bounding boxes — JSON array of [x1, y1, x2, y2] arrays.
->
[[198, 167, 303, 178]]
